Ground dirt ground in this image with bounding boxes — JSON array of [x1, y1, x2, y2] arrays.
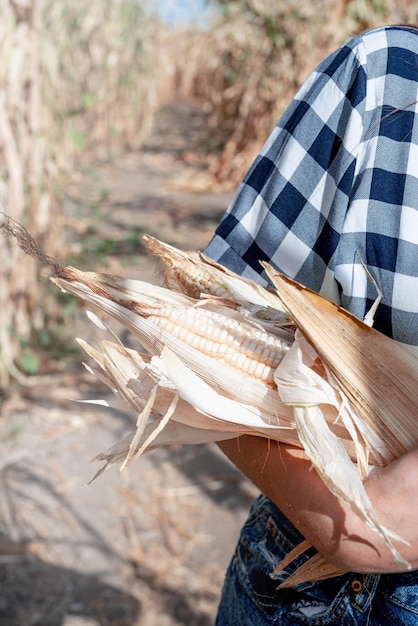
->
[[0, 101, 260, 625]]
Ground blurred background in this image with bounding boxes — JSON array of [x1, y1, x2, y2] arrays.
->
[[0, 1, 417, 624]]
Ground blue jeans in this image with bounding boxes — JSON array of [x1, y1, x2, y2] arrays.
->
[[216, 496, 418, 625]]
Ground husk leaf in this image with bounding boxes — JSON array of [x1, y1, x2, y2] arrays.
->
[[262, 264, 418, 459], [47, 241, 418, 581]]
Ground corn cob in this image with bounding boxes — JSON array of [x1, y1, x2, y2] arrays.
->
[[137, 304, 287, 386], [0, 216, 414, 585], [144, 234, 233, 300], [144, 234, 293, 330], [58, 238, 413, 580]]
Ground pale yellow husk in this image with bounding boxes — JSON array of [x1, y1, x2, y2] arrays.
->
[[51, 235, 418, 586]]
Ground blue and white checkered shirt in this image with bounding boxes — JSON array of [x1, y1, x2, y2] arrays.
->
[[205, 25, 418, 346]]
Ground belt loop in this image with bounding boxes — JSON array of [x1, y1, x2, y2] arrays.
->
[[351, 574, 380, 612]]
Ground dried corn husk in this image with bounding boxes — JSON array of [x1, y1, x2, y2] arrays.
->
[[47, 236, 418, 573], [263, 264, 418, 461], [1, 217, 417, 585], [144, 235, 292, 323]]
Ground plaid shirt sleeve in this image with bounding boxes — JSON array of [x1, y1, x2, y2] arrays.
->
[[205, 25, 418, 346]]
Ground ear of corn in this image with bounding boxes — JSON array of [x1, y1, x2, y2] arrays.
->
[[144, 234, 293, 327], [49, 236, 418, 583], [3, 214, 414, 583]]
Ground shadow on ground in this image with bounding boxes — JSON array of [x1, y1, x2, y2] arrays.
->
[[0, 99, 258, 625], [0, 551, 141, 626]]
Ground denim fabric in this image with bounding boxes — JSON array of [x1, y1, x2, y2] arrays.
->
[[216, 496, 418, 625]]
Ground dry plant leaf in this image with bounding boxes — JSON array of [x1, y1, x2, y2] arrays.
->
[[1, 216, 416, 583], [262, 264, 418, 460]]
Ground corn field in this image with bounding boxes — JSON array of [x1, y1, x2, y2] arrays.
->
[[1, 0, 418, 392], [0, 0, 174, 388], [186, 0, 418, 188]]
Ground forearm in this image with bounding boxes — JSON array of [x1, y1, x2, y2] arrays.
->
[[218, 435, 418, 573]]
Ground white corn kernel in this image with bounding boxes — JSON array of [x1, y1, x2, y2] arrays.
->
[[145, 305, 286, 386]]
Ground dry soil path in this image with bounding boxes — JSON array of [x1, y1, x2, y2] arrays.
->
[[0, 100, 259, 626]]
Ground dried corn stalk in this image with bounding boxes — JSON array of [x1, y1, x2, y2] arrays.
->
[[1, 217, 417, 585]]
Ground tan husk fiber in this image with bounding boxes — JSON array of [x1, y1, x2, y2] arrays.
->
[[263, 264, 418, 461], [1, 217, 417, 586], [49, 237, 418, 579]]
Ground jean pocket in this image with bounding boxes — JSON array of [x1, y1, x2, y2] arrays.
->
[[236, 505, 313, 608], [232, 498, 364, 623]]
